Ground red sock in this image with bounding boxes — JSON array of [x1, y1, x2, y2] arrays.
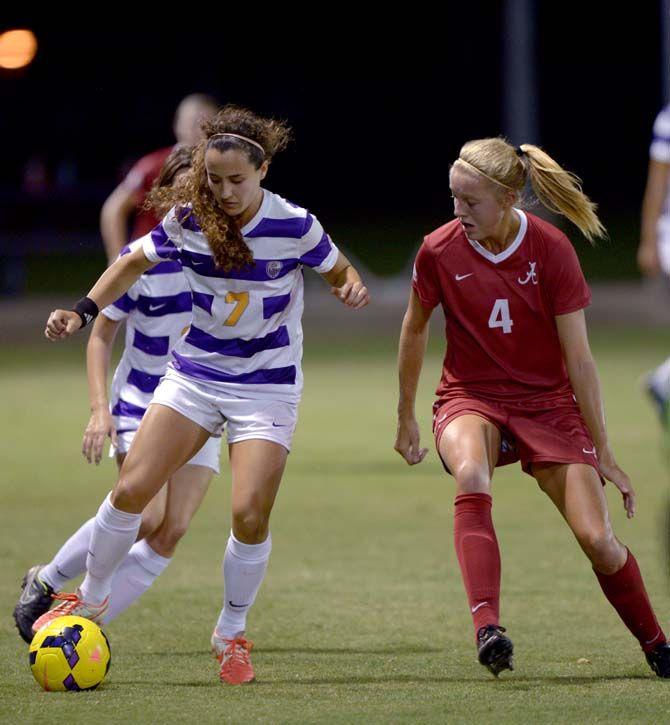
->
[[595, 548, 666, 653], [454, 493, 501, 637]]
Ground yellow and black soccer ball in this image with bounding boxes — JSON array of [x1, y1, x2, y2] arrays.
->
[[29, 615, 111, 691]]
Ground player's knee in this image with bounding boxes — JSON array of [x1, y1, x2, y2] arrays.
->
[[232, 508, 269, 543], [160, 518, 190, 550], [578, 529, 620, 570], [147, 526, 184, 558], [111, 479, 146, 514], [452, 460, 491, 493]]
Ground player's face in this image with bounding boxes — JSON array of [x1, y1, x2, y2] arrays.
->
[[449, 166, 513, 243], [205, 148, 268, 225]]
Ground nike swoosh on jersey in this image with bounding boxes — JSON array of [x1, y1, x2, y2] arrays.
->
[[149, 304, 166, 311], [455, 273, 474, 281], [582, 447, 596, 455], [272, 422, 288, 427]]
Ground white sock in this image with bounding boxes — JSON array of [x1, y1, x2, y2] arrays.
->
[[651, 357, 670, 397], [41, 518, 95, 591], [79, 493, 142, 606], [103, 540, 171, 623], [215, 532, 272, 639]]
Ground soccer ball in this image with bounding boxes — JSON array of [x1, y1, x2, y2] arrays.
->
[[29, 616, 111, 691]]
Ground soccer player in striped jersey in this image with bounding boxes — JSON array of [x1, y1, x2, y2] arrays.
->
[[41, 105, 369, 685], [395, 138, 670, 678], [637, 105, 670, 423], [14, 147, 221, 642]]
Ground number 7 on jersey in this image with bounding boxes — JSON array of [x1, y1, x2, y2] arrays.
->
[[223, 291, 249, 327], [488, 298, 513, 334]]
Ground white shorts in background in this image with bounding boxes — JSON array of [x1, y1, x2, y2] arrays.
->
[[149, 367, 298, 452], [110, 427, 222, 474]]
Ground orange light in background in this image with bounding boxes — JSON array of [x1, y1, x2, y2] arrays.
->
[[0, 29, 37, 70]]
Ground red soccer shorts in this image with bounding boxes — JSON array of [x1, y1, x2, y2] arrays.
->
[[432, 395, 601, 477]]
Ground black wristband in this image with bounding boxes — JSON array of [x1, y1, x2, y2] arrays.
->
[[72, 296, 99, 328]]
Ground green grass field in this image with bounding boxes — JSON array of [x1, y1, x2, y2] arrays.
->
[[1, 327, 669, 723]]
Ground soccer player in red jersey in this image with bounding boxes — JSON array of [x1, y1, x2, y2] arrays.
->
[[100, 94, 219, 263], [395, 137, 670, 678]]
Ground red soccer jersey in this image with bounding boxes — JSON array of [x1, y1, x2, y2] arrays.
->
[[412, 210, 591, 404], [122, 146, 173, 239]]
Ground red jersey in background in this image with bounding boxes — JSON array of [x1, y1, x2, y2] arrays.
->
[[122, 146, 173, 239]]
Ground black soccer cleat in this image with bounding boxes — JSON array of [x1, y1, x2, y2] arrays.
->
[[13, 565, 54, 643], [646, 642, 670, 678], [477, 624, 514, 678]]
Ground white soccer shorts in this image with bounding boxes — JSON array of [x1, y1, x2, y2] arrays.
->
[[110, 427, 222, 473], [149, 367, 298, 452]]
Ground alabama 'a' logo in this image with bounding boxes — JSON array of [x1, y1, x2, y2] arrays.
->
[[266, 261, 283, 279], [518, 261, 538, 285]]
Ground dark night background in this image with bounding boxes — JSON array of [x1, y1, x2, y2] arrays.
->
[[0, 7, 665, 290]]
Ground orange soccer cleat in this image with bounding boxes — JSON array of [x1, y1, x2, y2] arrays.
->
[[211, 629, 255, 685], [31, 589, 108, 634]]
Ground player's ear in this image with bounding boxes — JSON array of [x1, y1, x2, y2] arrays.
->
[[259, 161, 269, 181], [501, 189, 516, 209]]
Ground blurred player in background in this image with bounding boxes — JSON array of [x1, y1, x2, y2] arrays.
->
[[637, 104, 670, 424], [14, 146, 221, 641], [637, 103, 670, 617], [40, 105, 370, 685], [100, 93, 219, 264], [396, 137, 670, 678]]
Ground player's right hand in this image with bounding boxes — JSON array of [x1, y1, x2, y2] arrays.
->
[[82, 409, 117, 465], [394, 417, 429, 465], [45, 310, 83, 340]]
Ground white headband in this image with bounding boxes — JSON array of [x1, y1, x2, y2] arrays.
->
[[209, 132, 265, 155], [455, 158, 515, 191]]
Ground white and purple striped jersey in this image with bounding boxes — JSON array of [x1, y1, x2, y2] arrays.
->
[[102, 240, 192, 435], [650, 105, 670, 218], [141, 189, 339, 403]]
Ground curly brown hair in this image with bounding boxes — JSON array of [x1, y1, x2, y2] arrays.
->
[[148, 105, 291, 271]]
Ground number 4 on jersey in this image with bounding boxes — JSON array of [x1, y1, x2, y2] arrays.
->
[[488, 299, 513, 334]]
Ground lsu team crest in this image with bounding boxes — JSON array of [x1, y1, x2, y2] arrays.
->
[[266, 261, 283, 279], [517, 261, 538, 285]]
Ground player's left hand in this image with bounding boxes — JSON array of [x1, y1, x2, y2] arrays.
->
[[330, 281, 370, 309], [598, 445, 635, 519], [82, 408, 117, 465]]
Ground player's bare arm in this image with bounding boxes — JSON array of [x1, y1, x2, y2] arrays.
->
[[321, 251, 370, 309], [556, 309, 635, 517], [395, 289, 432, 465], [100, 182, 139, 265], [83, 315, 121, 465], [45, 246, 155, 341]]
